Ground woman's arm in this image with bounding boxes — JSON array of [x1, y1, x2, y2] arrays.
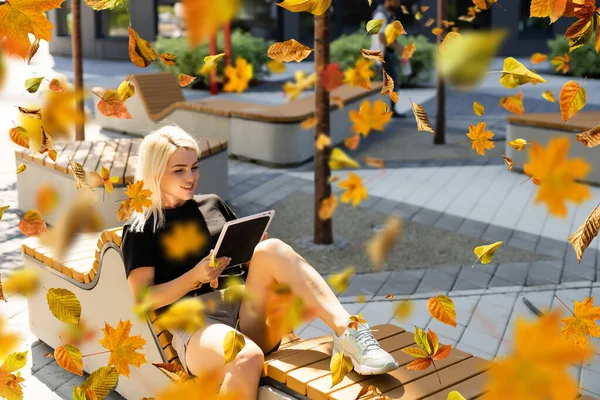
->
[[127, 267, 198, 311]]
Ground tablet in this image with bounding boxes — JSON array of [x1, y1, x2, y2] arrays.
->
[[213, 210, 275, 269]]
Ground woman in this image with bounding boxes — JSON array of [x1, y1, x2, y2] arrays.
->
[[121, 126, 398, 399]]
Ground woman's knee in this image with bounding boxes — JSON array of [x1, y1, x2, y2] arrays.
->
[[185, 323, 264, 377]]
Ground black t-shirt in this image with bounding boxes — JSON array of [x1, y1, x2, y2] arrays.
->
[[121, 193, 248, 311]]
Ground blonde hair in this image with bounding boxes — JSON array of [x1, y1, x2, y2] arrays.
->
[[124, 125, 200, 233]]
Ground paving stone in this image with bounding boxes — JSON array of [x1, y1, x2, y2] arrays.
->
[[481, 225, 513, 243], [535, 237, 567, 259], [433, 214, 464, 233], [467, 300, 512, 340], [492, 262, 530, 286], [507, 230, 539, 252], [478, 292, 518, 313], [434, 333, 458, 347], [456, 219, 488, 239], [452, 266, 494, 291], [371, 198, 400, 215], [454, 341, 494, 361], [411, 209, 442, 226], [375, 269, 426, 297], [560, 260, 596, 283], [459, 326, 502, 356], [526, 260, 563, 286], [357, 195, 380, 210], [34, 361, 78, 391], [426, 318, 466, 342], [389, 299, 432, 329], [565, 244, 597, 268], [298, 325, 330, 340], [360, 301, 398, 327], [581, 367, 600, 397], [390, 203, 421, 220], [414, 268, 458, 294], [55, 375, 87, 399], [337, 271, 390, 302], [31, 341, 55, 373]]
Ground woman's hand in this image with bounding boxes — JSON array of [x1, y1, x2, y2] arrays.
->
[[189, 249, 231, 289]]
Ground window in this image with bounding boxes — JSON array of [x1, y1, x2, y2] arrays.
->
[[518, 0, 553, 38], [97, 5, 130, 38], [56, 0, 72, 37]]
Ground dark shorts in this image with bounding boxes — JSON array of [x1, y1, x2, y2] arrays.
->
[[169, 288, 282, 375]]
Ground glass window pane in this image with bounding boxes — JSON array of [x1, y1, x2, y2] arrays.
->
[[57, 0, 72, 36], [98, 6, 129, 38]]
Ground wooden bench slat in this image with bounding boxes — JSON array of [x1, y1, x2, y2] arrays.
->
[[287, 330, 416, 395], [163, 344, 179, 362], [109, 139, 132, 185], [55, 141, 82, 174], [265, 324, 403, 383], [51, 247, 97, 270], [97, 140, 119, 177], [124, 140, 142, 185], [82, 141, 107, 173], [376, 356, 489, 400], [67, 141, 94, 176], [329, 347, 474, 400], [507, 111, 600, 132], [22, 237, 43, 256], [14, 146, 30, 161], [421, 371, 489, 400], [33, 246, 55, 262]]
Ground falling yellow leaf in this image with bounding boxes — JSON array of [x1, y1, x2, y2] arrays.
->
[[330, 350, 353, 387], [466, 121, 495, 156], [329, 148, 360, 170], [402, 42, 416, 59], [472, 241, 502, 268], [344, 58, 375, 90], [0, 351, 27, 400], [473, 0, 497, 10], [54, 344, 84, 376], [0, 205, 9, 220], [360, 48, 384, 63], [502, 155, 514, 170], [364, 156, 384, 168], [224, 57, 253, 94], [432, 27, 444, 36], [268, 39, 312, 62], [473, 101, 484, 116], [157, 297, 206, 333], [530, 52, 548, 64], [276, 0, 332, 15], [316, 133, 331, 150], [427, 295, 456, 327], [2, 267, 40, 297], [9, 126, 28, 149], [385, 20, 406, 46], [365, 215, 403, 270], [266, 60, 286, 74], [500, 57, 547, 89], [223, 327, 246, 366], [301, 117, 318, 130], [338, 172, 368, 207], [559, 80, 586, 121], [530, 0, 568, 23], [366, 19, 384, 35], [393, 300, 414, 321], [560, 296, 600, 347], [161, 221, 206, 261], [327, 266, 355, 293], [542, 90, 556, 103], [117, 78, 135, 102], [551, 53, 570, 74], [344, 134, 360, 151], [410, 100, 435, 133], [508, 138, 528, 151], [524, 137, 591, 218], [319, 195, 337, 220], [349, 99, 392, 137], [283, 70, 317, 101], [0, 317, 20, 361], [36, 184, 59, 216], [499, 91, 525, 115]]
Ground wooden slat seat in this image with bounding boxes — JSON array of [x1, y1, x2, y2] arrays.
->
[[507, 111, 600, 133], [14, 137, 227, 187]]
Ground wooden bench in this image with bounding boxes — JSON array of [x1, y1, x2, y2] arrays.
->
[[92, 72, 385, 167], [22, 228, 594, 399], [506, 112, 600, 185], [14, 137, 229, 229]]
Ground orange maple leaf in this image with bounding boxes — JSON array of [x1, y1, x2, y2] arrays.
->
[[349, 99, 393, 137], [338, 172, 368, 207], [320, 63, 344, 92], [223, 57, 253, 94], [523, 137, 591, 218], [344, 58, 375, 90], [98, 320, 147, 377], [499, 91, 525, 115], [466, 121, 495, 156], [483, 310, 594, 400], [560, 296, 600, 347], [0, 0, 64, 59], [125, 180, 153, 213]]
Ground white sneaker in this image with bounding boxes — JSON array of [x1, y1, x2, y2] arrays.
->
[[332, 317, 399, 375]]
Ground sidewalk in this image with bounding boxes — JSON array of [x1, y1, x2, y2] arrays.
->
[[2, 50, 600, 398]]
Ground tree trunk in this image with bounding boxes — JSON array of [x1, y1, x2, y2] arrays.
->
[[434, 0, 446, 145], [72, 0, 85, 140], [314, 9, 333, 245]]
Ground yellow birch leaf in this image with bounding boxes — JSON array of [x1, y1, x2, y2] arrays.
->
[[327, 266, 355, 293], [560, 80, 586, 121], [473, 101, 484, 116], [276, 0, 332, 15], [393, 300, 414, 321], [316, 133, 331, 150], [79, 366, 119, 399], [448, 391, 467, 400], [117, 79, 135, 102], [0, 205, 9, 220], [24, 77, 44, 93], [266, 60, 286, 73], [472, 241, 503, 267], [385, 20, 406, 46], [54, 344, 84, 376], [223, 329, 245, 366], [366, 19, 384, 35], [46, 288, 81, 324], [500, 57, 547, 88], [542, 90, 555, 103], [329, 148, 360, 170], [530, 52, 548, 64], [427, 295, 457, 327], [330, 350, 353, 387]]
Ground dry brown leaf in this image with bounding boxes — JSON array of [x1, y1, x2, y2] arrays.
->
[[502, 155, 514, 170], [268, 39, 312, 62], [128, 25, 156, 68], [576, 124, 600, 148], [97, 89, 133, 119], [331, 95, 344, 109], [410, 100, 435, 133], [315, 133, 331, 150], [25, 38, 41, 65], [157, 53, 176, 65], [360, 48, 384, 63], [177, 74, 197, 88], [18, 209, 48, 236], [568, 205, 600, 263], [344, 134, 360, 151], [18, 106, 42, 120], [364, 157, 384, 168]]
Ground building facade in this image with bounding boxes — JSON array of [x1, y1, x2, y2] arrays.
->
[[48, 0, 572, 60]]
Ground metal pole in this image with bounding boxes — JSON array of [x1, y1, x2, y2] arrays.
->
[[434, 0, 446, 145]]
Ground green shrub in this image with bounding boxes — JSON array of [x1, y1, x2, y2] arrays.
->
[[547, 33, 600, 78], [152, 29, 274, 89], [330, 27, 435, 86]]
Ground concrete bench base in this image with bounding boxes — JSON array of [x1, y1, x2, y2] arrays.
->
[[15, 150, 229, 229]]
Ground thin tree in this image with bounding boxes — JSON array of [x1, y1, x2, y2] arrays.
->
[[434, 0, 446, 145], [313, 8, 333, 244], [71, 0, 85, 140]]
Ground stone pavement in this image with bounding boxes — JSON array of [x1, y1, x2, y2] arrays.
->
[[2, 52, 600, 398]]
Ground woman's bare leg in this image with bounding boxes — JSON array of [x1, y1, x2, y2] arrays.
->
[[238, 238, 351, 353]]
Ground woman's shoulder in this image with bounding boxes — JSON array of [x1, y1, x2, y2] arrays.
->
[[192, 193, 224, 206]]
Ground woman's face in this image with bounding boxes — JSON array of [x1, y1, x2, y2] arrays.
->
[[160, 148, 200, 208]]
